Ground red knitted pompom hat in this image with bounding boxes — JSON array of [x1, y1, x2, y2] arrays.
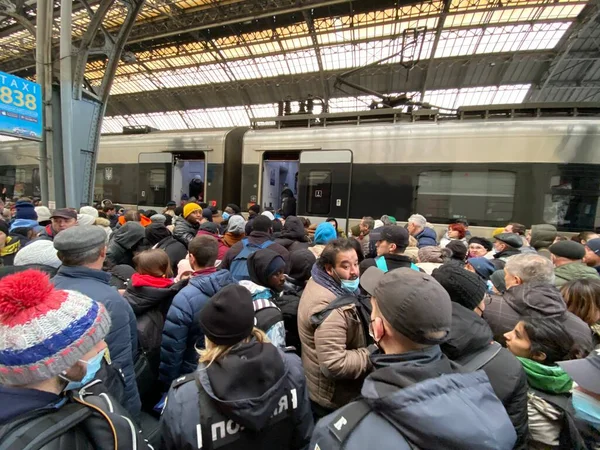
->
[[0, 269, 111, 386]]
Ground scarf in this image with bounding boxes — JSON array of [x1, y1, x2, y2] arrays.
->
[[223, 232, 244, 248], [310, 263, 356, 298], [131, 273, 174, 288], [517, 357, 573, 394]]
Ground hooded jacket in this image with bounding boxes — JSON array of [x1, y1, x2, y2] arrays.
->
[[154, 235, 188, 275], [310, 347, 517, 450], [106, 222, 145, 268], [441, 303, 529, 449], [159, 270, 236, 387], [491, 247, 522, 270], [483, 281, 593, 351], [172, 216, 199, 246], [414, 227, 438, 248], [530, 224, 557, 259], [161, 341, 313, 450], [554, 262, 600, 287], [275, 216, 309, 253], [0, 383, 150, 450], [95, 217, 112, 242], [281, 189, 297, 218]]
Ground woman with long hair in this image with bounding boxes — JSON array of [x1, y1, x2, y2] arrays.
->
[[561, 278, 600, 348], [161, 284, 313, 450], [504, 318, 585, 448]]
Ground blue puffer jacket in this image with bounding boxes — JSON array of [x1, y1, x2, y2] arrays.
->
[[415, 227, 438, 248], [311, 349, 517, 450], [52, 265, 141, 420], [159, 270, 236, 387]]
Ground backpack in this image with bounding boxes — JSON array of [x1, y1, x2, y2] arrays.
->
[[0, 402, 93, 450], [375, 256, 420, 273], [230, 239, 273, 281], [310, 294, 374, 346], [528, 388, 587, 450], [455, 342, 502, 372]]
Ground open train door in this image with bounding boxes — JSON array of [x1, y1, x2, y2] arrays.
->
[[297, 150, 352, 233]]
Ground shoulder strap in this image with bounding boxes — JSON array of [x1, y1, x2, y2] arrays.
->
[[410, 263, 420, 272], [259, 240, 273, 249], [375, 256, 388, 272], [241, 238, 249, 247], [456, 342, 502, 372], [309, 295, 358, 327], [0, 402, 93, 450]]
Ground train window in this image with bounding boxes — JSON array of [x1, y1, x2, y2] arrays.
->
[[305, 171, 331, 215], [417, 170, 516, 224]]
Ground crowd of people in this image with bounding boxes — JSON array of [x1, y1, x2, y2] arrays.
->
[[0, 196, 599, 449]]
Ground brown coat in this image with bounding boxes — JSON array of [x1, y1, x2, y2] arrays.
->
[[297, 278, 371, 410]]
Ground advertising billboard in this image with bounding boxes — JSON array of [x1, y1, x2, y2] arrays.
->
[[0, 71, 43, 141]]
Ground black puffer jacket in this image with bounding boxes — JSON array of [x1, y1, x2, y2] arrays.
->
[[0, 382, 150, 450], [154, 235, 188, 275], [106, 222, 146, 268], [275, 216, 309, 253], [441, 303, 529, 449], [491, 248, 522, 270]]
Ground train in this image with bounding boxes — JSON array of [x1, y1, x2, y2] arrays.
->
[[1, 106, 600, 233]]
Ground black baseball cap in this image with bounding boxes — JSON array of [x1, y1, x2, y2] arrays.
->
[[558, 351, 600, 395], [361, 267, 452, 345], [378, 226, 409, 251]]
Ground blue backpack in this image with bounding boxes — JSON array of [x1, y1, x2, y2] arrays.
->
[[230, 239, 274, 281], [375, 256, 420, 273]]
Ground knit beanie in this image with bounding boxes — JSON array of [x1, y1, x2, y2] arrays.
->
[[198, 284, 254, 346], [266, 255, 286, 278], [446, 240, 468, 261], [490, 270, 507, 293], [79, 206, 99, 219], [150, 214, 167, 224], [15, 200, 37, 221], [467, 257, 496, 281], [226, 215, 246, 235], [314, 222, 337, 245], [77, 214, 96, 226], [35, 206, 52, 223], [202, 208, 213, 222], [0, 270, 111, 385], [183, 203, 202, 219], [14, 240, 61, 268], [432, 264, 487, 311]]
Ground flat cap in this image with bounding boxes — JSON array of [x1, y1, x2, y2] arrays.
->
[[550, 240, 586, 260], [54, 225, 107, 253], [494, 233, 523, 249]]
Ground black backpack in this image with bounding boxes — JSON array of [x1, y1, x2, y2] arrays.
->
[[0, 402, 93, 450], [310, 293, 374, 346]]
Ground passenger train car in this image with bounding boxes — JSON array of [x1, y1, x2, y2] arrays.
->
[[1, 108, 600, 232]]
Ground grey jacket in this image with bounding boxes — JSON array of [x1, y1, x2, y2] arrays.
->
[[310, 349, 517, 450]]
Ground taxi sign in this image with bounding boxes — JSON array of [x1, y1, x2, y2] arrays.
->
[[0, 71, 42, 141]]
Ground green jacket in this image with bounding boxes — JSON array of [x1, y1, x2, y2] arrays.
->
[[554, 262, 600, 287]]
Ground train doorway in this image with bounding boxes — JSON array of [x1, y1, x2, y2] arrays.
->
[[172, 152, 206, 203], [261, 151, 300, 211]]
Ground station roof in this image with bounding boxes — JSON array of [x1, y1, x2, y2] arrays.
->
[[0, 0, 599, 133]]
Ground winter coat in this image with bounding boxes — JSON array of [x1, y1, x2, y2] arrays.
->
[[221, 231, 290, 271], [154, 235, 188, 276], [310, 347, 517, 450], [37, 223, 56, 241], [161, 341, 313, 450], [554, 262, 600, 287], [297, 277, 371, 410], [106, 222, 145, 268], [441, 303, 529, 449], [123, 275, 184, 353], [281, 189, 297, 218], [0, 383, 150, 450], [275, 216, 309, 253], [0, 263, 57, 279], [172, 216, 199, 247], [359, 253, 416, 275], [159, 270, 236, 387], [222, 232, 244, 248], [308, 244, 326, 259], [527, 391, 564, 447], [491, 247, 522, 270], [483, 281, 593, 352], [414, 227, 438, 248], [52, 265, 141, 419], [1, 232, 30, 266], [95, 217, 112, 242], [416, 262, 443, 274]]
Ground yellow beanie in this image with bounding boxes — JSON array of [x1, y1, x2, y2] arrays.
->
[[183, 203, 202, 219], [492, 227, 505, 237]]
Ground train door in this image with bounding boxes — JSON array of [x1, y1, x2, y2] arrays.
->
[[261, 151, 300, 211], [137, 153, 171, 208], [297, 150, 352, 232], [172, 152, 206, 204]]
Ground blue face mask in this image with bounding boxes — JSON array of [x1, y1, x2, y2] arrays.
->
[[222, 212, 230, 221], [573, 389, 600, 430], [60, 349, 106, 392]]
